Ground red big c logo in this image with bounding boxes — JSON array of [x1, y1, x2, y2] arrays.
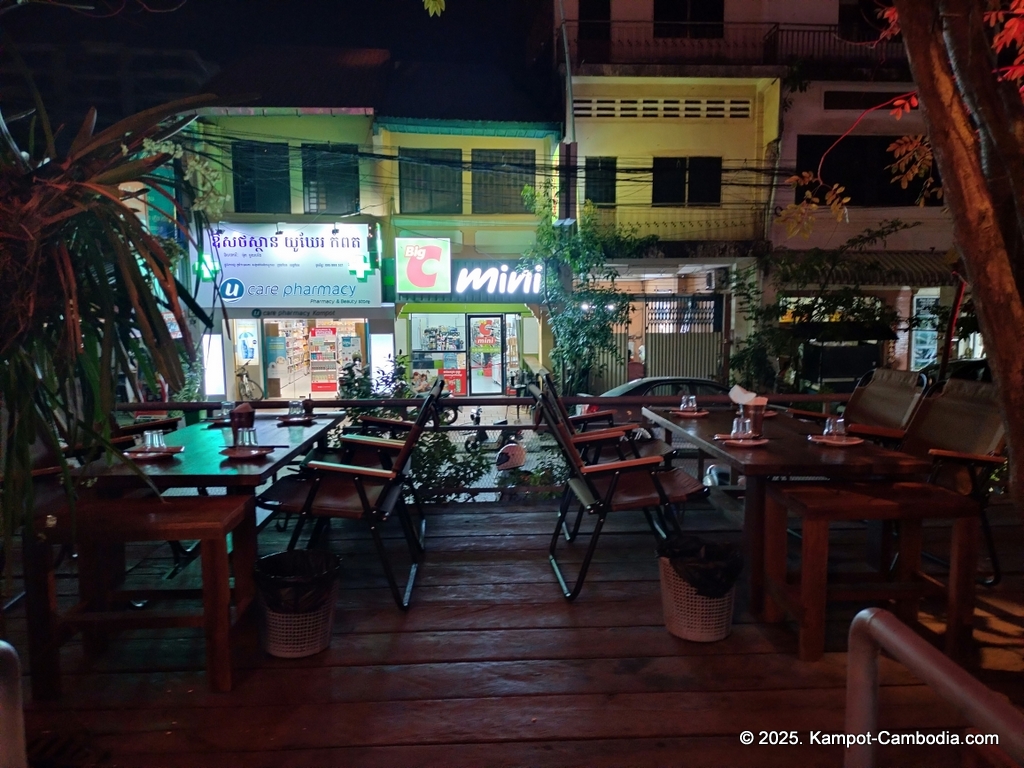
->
[[404, 244, 443, 288]]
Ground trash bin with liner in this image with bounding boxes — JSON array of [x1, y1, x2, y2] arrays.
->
[[253, 550, 341, 658], [656, 535, 743, 642]]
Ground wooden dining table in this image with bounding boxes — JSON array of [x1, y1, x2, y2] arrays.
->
[[641, 407, 931, 616], [24, 414, 339, 698]]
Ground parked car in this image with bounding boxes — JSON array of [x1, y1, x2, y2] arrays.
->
[[578, 377, 730, 423], [919, 358, 990, 388]]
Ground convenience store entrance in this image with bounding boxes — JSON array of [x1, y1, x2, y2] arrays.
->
[[468, 315, 504, 396]]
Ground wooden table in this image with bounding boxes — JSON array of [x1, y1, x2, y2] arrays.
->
[[24, 415, 338, 698], [642, 408, 930, 615]]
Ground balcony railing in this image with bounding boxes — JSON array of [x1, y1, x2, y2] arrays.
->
[[560, 21, 908, 69]]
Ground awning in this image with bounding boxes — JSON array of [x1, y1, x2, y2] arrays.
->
[[785, 321, 898, 341], [778, 251, 959, 287]]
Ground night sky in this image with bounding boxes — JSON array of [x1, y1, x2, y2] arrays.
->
[[5, 0, 549, 68]]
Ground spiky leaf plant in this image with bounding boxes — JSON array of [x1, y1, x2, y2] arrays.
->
[[0, 94, 216, 555]]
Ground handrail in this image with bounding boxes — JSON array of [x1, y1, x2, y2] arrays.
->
[[0, 642, 27, 768], [115, 393, 850, 413], [845, 608, 1024, 768]]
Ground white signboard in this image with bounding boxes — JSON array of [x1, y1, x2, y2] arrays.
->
[[203, 223, 381, 312]]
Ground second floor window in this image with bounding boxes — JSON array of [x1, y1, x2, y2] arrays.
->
[[585, 156, 617, 205], [795, 135, 940, 207], [399, 148, 463, 214], [652, 156, 722, 206], [653, 0, 724, 39], [231, 140, 291, 214], [471, 149, 536, 214], [301, 144, 359, 215]]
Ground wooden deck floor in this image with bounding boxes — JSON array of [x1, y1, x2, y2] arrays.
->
[[7, 494, 1024, 767]]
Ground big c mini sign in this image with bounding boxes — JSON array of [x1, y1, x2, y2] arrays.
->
[[396, 238, 451, 294]]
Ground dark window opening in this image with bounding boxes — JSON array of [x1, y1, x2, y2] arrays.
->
[[579, 0, 611, 40], [231, 140, 291, 214], [687, 156, 722, 205], [399, 148, 463, 214], [471, 149, 535, 214], [795, 134, 941, 207], [301, 143, 359, 215], [654, 0, 724, 39], [823, 91, 912, 111], [652, 156, 722, 206], [585, 156, 617, 206], [838, 0, 890, 42]]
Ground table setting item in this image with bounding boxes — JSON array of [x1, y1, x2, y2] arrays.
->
[[125, 430, 184, 461], [807, 416, 863, 446], [221, 427, 276, 459], [671, 394, 709, 417], [278, 400, 317, 426]]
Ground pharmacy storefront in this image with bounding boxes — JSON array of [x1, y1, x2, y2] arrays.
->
[[197, 222, 394, 400], [395, 238, 542, 397]]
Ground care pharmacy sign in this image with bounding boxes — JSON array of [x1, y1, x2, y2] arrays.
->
[[206, 223, 382, 312]]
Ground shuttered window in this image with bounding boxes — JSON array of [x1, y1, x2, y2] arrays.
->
[[471, 149, 535, 214], [399, 148, 463, 214], [301, 143, 360, 215], [231, 140, 291, 214]]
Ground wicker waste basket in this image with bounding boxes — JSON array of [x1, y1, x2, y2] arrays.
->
[[254, 550, 341, 658], [658, 557, 735, 642], [656, 534, 742, 643]]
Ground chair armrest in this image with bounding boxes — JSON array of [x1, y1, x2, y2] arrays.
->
[[569, 410, 616, 426], [581, 455, 664, 474], [928, 449, 1006, 466], [358, 415, 415, 431], [336, 435, 406, 450], [847, 424, 906, 441], [571, 428, 627, 444], [307, 461, 396, 480], [784, 407, 830, 422]]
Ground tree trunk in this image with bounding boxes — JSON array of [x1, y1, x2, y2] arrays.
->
[[894, 0, 1024, 506]]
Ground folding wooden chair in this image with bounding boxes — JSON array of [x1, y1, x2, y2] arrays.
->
[[788, 368, 926, 433], [530, 383, 706, 601], [258, 423, 428, 609], [538, 371, 673, 464]]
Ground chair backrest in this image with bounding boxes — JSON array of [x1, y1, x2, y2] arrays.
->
[[845, 368, 926, 430], [529, 383, 601, 507], [540, 372, 576, 430], [900, 379, 1005, 495], [901, 379, 1005, 459], [416, 376, 446, 428]]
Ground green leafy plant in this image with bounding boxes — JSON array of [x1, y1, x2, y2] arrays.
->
[[412, 433, 489, 504], [521, 187, 657, 394], [731, 221, 917, 392], [0, 93, 216, 555]]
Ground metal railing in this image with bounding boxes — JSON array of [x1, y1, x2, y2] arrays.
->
[[560, 21, 908, 69], [845, 608, 1024, 768]]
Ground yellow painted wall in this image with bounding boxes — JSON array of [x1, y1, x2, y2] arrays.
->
[[373, 128, 558, 253], [197, 113, 378, 218], [571, 76, 780, 241]]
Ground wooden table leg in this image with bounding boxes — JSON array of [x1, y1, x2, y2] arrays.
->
[[895, 519, 923, 626], [201, 538, 232, 692], [22, 530, 60, 701], [798, 519, 830, 662], [946, 515, 980, 659], [743, 476, 766, 617], [762, 490, 788, 624], [231, 500, 258, 617]]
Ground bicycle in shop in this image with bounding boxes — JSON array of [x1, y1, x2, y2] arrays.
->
[[236, 363, 264, 401]]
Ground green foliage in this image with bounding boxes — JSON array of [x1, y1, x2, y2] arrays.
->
[[423, 0, 445, 15], [521, 186, 657, 394], [412, 433, 489, 504], [731, 220, 915, 392], [495, 448, 569, 501], [0, 93, 217, 550], [335, 354, 416, 424]]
